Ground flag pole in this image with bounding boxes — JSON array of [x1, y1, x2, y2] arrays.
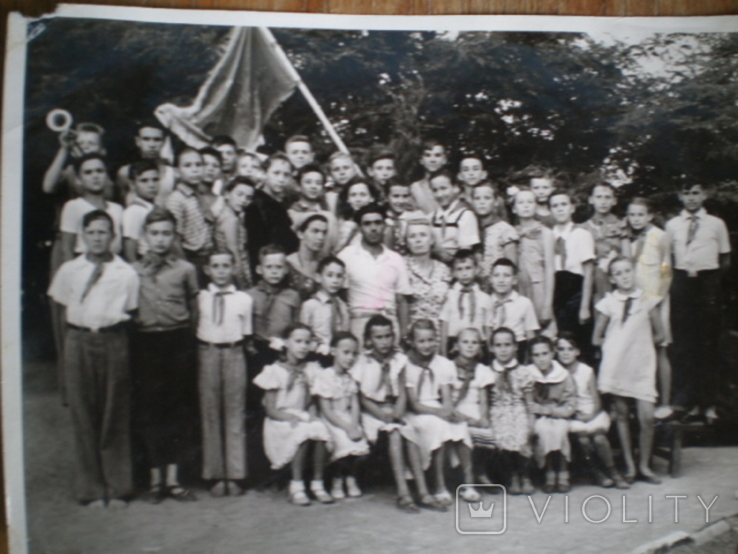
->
[[259, 27, 350, 156]]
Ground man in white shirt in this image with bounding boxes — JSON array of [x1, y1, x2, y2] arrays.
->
[[339, 204, 412, 346]]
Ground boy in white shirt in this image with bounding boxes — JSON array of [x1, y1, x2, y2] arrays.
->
[[428, 171, 480, 263], [122, 159, 159, 261]]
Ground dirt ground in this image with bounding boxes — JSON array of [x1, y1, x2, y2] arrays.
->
[[19, 360, 738, 554]]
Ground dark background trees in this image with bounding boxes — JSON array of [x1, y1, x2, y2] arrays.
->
[[22, 18, 738, 356]]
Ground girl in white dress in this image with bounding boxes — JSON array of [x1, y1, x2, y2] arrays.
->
[[593, 256, 665, 484], [449, 328, 496, 486], [404, 319, 474, 507], [312, 332, 370, 500], [253, 323, 332, 506], [555, 333, 628, 489]]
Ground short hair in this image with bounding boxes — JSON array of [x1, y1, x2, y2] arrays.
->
[[225, 175, 257, 194], [354, 202, 386, 225], [128, 159, 159, 181], [457, 327, 483, 342], [555, 331, 580, 352], [143, 206, 176, 228], [258, 244, 286, 264], [528, 335, 554, 353], [386, 178, 410, 192], [200, 146, 223, 164], [73, 152, 107, 173], [317, 255, 345, 274], [459, 152, 486, 168], [472, 180, 498, 196], [451, 248, 477, 268], [238, 151, 261, 164], [81, 209, 113, 231], [339, 179, 381, 221], [367, 150, 395, 166], [212, 135, 237, 148], [627, 196, 652, 213], [364, 315, 394, 343], [679, 180, 704, 192], [175, 147, 202, 167], [547, 188, 572, 207], [421, 139, 445, 154], [492, 257, 518, 275], [297, 163, 325, 183], [429, 169, 456, 186], [135, 119, 165, 135], [264, 152, 292, 172], [285, 134, 313, 150], [207, 250, 235, 264], [76, 122, 105, 136], [589, 180, 616, 196], [329, 150, 354, 165], [408, 318, 437, 340], [298, 213, 329, 233], [281, 322, 313, 340], [607, 255, 633, 275], [491, 326, 516, 342], [330, 331, 358, 348]]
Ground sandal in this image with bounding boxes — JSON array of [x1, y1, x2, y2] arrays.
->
[[459, 487, 481, 502], [434, 490, 454, 507], [167, 485, 197, 502], [396, 495, 420, 514], [418, 494, 448, 512], [608, 468, 630, 490], [144, 484, 166, 505], [290, 489, 311, 506]]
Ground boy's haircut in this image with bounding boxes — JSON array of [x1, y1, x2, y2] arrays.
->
[[679, 179, 704, 192], [408, 318, 437, 339], [136, 118, 166, 135], [452, 248, 477, 268], [208, 250, 235, 264], [225, 175, 257, 194], [354, 202, 386, 225], [588, 179, 616, 196], [547, 188, 572, 207], [329, 150, 354, 164], [330, 331, 358, 348], [555, 331, 580, 352], [628, 196, 652, 213], [473, 180, 498, 195], [364, 314, 394, 343], [281, 322, 313, 340], [457, 326, 483, 342], [200, 146, 223, 164], [491, 326, 516, 342], [73, 152, 107, 173], [459, 152, 485, 168], [317, 255, 345, 275], [175, 147, 202, 167], [285, 134, 313, 149], [76, 122, 105, 136], [144, 206, 176, 228], [264, 152, 292, 172], [429, 169, 456, 185], [297, 163, 325, 182], [211, 135, 237, 148], [128, 159, 159, 181], [367, 149, 395, 166], [607, 255, 633, 276], [257, 244, 286, 264], [386, 178, 409, 191], [421, 139, 444, 153], [82, 209, 114, 231], [298, 213, 329, 233], [238, 150, 261, 163], [492, 257, 519, 275], [528, 335, 554, 353], [338, 179, 380, 221]]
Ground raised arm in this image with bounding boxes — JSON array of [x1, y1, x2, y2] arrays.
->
[[42, 144, 71, 195]]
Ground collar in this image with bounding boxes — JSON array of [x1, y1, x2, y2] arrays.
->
[[612, 289, 642, 301], [256, 280, 284, 295], [437, 199, 462, 217], [140, 252, 178, 269], [314, 289, 336, 304], [454, 281, 480, 292], [529, 361, 568, 384], [176, 183, 196, 196], [553, 221, 574, 238], [589, 213, 619, 226], [208, 283, 237, 294], [84, 252, 114, 265], [491, 290, 518, 303], [492, 358, 519, 372], [358, 242, 387, 259], [455, 358, 478, 374], [681, 208, 706, 220], [130, 195, 154, 209]]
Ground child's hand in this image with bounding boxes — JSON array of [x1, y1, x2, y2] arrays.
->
[[245, 342, 258, 356], [438, 406, 453, 420], [347, 426, 363, 441], [288, 414, 303, 427], [476, 417, 490, 429], [316, 343, 331, 357], [578, 306, 591, 325]]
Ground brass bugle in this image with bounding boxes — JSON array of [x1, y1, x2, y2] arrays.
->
[[46, 109, 73, 133]]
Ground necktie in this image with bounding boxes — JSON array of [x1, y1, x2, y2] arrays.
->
[[328, 297, 345, 335], [416, 366, 434, 396], [80, 253, 113, 302], [375, 360, 392, 398], [458, 286, 476, 322], [493, 298, 509, 328], [286, 367, 304, 392], [212, 291, 232, 325], [622, 296, 634, 324], [687, 215, 699, 245], [554, 235, 567, 271], [453, 363, 475, 406]]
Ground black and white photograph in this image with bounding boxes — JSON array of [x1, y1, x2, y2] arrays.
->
[[3, 5, 738, 553]]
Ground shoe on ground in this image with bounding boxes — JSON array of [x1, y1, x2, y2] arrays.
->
[[594, 468, 614, 488], [541, 471, 556, 494], [167, 485, 197, 502], [418, 494, 448, 512], [434, 490, 454, 506], [345, 477, 362, 498], [210, 481, 227, 498], [608, 468, 630, 490], [289, 480, 311, 506], [107, 498, 128, 510], [396, 495, 420, 514], [556, 471, 570, 493], [459, 487, 481, 502], [705, 406, 718, 425], [520, 477, 535, 495], [654, 406, 674, 420], [228, 481, 245, 497], [508, 474, 522, 495], [310, 480, 334, 504], [330, 477, 345, 500]]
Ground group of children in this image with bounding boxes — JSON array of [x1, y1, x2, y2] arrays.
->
[[44, 120, 731, 512]]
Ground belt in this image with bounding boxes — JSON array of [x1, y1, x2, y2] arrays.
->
[[68, 322, 128, 334], [197, 339, 245, 349], [674, 268, 719, 278]]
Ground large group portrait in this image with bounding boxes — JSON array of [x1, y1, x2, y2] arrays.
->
[[3, 5, 738, 553]]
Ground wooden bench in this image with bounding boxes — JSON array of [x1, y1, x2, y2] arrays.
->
[[652, 420, 709, 478]]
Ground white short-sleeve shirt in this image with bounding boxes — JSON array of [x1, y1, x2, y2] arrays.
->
[[338, 242, 412, 315], [59, 198, 124, 254], [196, 284, 254, 343], [122, 197, 154, 256], [552, 222, 595, 275], [439, 282, 491, 338], [488, 291, 540, 341], [47, 254, 139, 330], [666, 209, 731, 273], [430, 200, 480, 252]]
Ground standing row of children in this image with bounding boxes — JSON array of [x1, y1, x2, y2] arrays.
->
[[44, 121, 731, 511]]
